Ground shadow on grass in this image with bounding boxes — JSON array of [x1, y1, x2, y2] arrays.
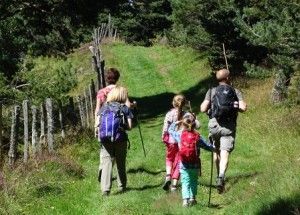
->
[[131, 76, 216, 120], [127, 167, 164, 175], [258, 193, 300, 215], [225, 172, 259, 192], [114, 184, 162, 195]]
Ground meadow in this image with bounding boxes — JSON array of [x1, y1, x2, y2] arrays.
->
[[1, 42, 299, 215]]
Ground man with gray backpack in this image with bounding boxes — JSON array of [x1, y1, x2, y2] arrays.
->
[[200, 69, 247, 193]]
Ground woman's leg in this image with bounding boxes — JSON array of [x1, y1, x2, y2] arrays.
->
[[100, 143, 114, 194], [115, 141, 127, 191]]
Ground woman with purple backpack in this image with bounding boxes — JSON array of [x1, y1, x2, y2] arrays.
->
[[98, 86, 133, 196]]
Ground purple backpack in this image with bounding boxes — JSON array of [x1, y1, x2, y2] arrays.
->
[[98, 102, 126, 143]]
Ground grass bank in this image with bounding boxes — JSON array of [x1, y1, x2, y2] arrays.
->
[[1, 42, 299, 214]]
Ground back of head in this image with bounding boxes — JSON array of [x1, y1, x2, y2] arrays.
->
[[216, 69, 230, 83], [181, 117, 195, 132], [105, 68, 120, 85], [106, 86, 128, 103], [172, 94, 186, 121]]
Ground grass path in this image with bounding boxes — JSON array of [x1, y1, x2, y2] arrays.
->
[[1, 42, 299, 215]]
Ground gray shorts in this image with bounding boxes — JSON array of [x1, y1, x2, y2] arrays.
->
[[208, 118, 236, 152]]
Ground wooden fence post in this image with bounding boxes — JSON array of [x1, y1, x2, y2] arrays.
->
[[8, 105, 20, 166], [46, 98, 54, 153], [40, 103, 46, 150], [23, 100, 29, 163], [100, 60, 106, 88], [84, 91, 90, 128], [58, 100, 65, 138], [77, 96, 85, 128], [31, 105, 38, 156]]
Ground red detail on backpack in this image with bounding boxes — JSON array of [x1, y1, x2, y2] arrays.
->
[[179, 131, 200, 163]]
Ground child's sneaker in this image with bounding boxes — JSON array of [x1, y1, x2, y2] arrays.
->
[[182, 199, 189, 207], [162, 179, 171, 191]]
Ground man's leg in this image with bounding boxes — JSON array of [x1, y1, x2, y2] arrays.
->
[[213, 151, 220, 177], [219, 150, 230, 179], [217, 135, 234, 193]]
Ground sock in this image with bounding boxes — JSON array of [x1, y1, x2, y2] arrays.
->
[[219, 173, 225, 179], [165, 174, 171, 181]]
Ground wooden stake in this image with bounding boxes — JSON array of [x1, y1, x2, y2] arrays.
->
[[8, 105, 20, 165], [222, 43, 229, 71], [23, 100, 29, 163], [46, 98, 54, 153], [31, 105, 38, 156]]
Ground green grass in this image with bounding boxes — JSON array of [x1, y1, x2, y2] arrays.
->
[[1, 42, 299, 214]]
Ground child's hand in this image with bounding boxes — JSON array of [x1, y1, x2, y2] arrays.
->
[[175, 121, 181, 125]]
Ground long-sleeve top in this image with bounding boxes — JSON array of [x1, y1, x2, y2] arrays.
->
[[168, 122, 215, 169], [162, 108, 186, 144]]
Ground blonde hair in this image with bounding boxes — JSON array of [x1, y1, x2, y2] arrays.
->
[[216, 69, 230, 82], [106, 86, 128, 103], [172, 94, 186, 121]]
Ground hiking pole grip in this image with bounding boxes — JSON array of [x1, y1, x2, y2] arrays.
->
[[133, 102, 146, 157]]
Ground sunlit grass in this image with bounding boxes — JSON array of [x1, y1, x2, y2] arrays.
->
[[1, 42, 299, 214]]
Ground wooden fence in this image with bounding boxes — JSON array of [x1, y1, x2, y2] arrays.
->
[[0, 18, 113, 167]]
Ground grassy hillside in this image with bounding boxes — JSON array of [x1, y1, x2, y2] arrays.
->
[[1, 42, 299, 215]]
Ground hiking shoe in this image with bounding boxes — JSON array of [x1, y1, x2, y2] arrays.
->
[[216, 177, 225, 194], [189, 198, 197, 206], [102, 191, 110, 196], [182, 199, 189, 207], [162, 180, 171, 191]]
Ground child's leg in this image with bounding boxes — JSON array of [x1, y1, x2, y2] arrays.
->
[[171, 147, 180, 188], [180, 168, 191, 200], [189, 169, 199, 198]]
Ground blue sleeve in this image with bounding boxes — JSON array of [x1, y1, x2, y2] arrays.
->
[[168, 123, 181, 143], [122, 106, 134, 119], [198, 136, 215, 151]]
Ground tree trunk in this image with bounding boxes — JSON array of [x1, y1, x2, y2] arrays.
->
[[23, 100, 29, 163], [46, 98, 54, 153], [271, 72, 287, 104], [8, 105, 20, 166]]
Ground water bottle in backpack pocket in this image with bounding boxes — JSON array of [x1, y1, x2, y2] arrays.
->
[[98, 102, 126, 143]]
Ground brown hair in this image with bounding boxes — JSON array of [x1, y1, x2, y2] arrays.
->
[[181, 117, 196, 131], [172, 94, 186, 121], [105, 68, 120, 85]]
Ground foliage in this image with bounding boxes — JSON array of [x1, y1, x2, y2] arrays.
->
[[1, 43, 299, 214], [169, 0, 299, 79], [98, 0, 172, 46], [0, 0, 105, 79], [19, 56, 78, 104]]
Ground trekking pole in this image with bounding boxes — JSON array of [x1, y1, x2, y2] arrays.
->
[[222, 43, 229, 71], [208, 137, 214, 207], [187, 100, 193, 112], [133, 102, 146, 157]]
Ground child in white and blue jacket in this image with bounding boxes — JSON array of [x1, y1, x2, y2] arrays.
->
[[168, 112, 215, 207]]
